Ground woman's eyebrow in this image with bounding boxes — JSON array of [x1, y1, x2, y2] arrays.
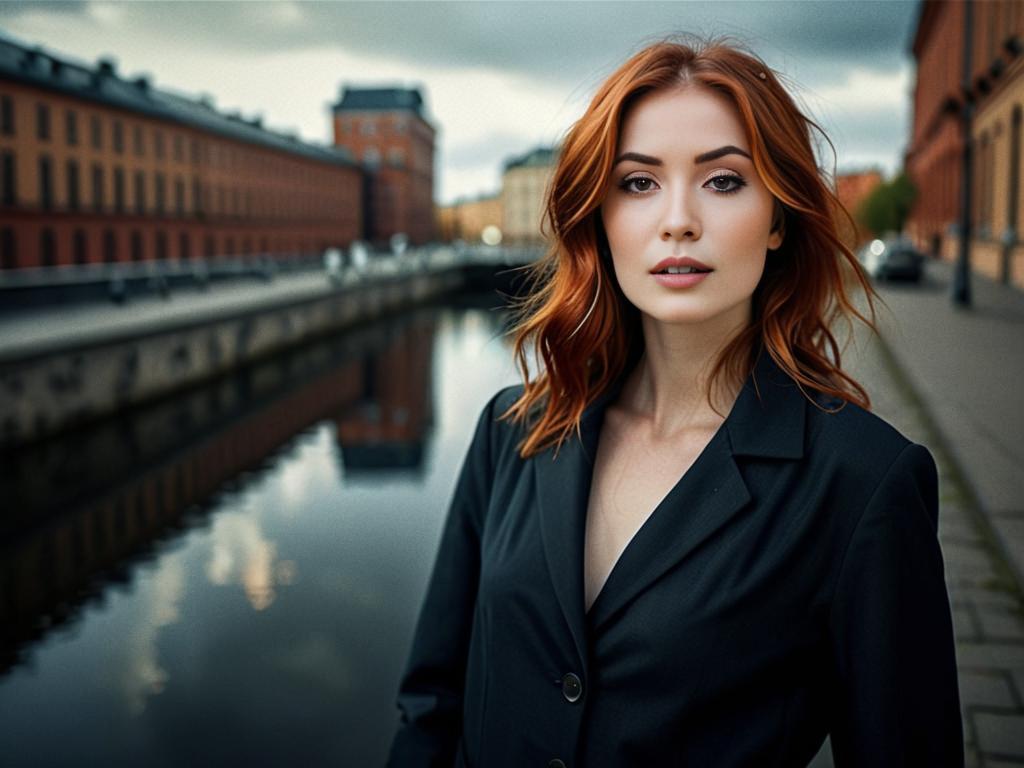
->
[[612, 145, 752, 167]]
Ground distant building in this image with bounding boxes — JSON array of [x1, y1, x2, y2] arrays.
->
[[905, 1, 1024, 288], [0, 36, 362, 269], [437, 193, 502, 244], [331, 87, 436, 247], [835, 169, 884, 246], [501, 146, 557, 245]]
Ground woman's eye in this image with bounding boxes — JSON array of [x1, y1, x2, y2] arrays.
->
[[707, 174, 746, 194], [621, 176, 656, 194]]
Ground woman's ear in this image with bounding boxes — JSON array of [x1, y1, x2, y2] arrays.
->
[[768, 200, 785, 251]]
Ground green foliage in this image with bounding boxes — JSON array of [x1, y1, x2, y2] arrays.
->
[[855, 172, 918, 237]]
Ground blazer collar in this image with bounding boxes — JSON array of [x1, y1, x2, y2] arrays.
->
[[534, 349, 807, 669]]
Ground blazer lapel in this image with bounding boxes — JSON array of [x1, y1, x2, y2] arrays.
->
[[586, 350, 808, 632], [534, 351, 807, 654], [535, 381, 622, 673]]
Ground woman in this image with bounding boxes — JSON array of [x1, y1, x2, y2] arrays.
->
[[388, 37, 963, 767]]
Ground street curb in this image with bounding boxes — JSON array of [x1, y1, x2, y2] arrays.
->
[[872, 329, 1024, 600]]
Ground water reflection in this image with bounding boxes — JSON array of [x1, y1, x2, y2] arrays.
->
[[0, 303, 517, 766]]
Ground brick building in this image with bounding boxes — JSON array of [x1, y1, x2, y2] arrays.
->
[[331, 87, 436, 247], [835, 169, 884, 247], [0, 37, 363, 270], [906, 0, 1024, 288]]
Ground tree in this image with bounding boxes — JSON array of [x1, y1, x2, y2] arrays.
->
[[855, 172, 918, 238]]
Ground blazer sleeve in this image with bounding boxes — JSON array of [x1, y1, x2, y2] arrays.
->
[[828, 442, 964, 767], [386, 391, 501, 768]]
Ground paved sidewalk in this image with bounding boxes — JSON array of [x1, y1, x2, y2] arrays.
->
[[871, 260, 1024, 590], [843, 261, 1024, 767]]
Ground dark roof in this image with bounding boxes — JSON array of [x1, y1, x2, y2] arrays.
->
[[0, 33, 356, 167], [503, 146, 558, 172], [333, 86, 426, 115]]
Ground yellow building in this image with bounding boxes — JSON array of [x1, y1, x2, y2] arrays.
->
[[500, 147, 557, 245], [906, 0, 1024, 288], [972, 44, 1024, 287], [437, 193, 502, 243]]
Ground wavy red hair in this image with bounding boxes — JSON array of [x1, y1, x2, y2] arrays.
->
[[504, 35, 877, 458]]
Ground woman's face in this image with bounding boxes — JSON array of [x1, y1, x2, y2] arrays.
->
[[600, 85, 783, 331]]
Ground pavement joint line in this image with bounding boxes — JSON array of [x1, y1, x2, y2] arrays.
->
[[871, 327, 1024, 601]]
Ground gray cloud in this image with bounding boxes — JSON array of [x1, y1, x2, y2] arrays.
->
[[0, 0, 918, 90]]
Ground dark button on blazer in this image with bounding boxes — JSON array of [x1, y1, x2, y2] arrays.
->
[[387, 352, 964, 767]]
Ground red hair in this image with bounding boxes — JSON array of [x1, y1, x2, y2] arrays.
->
[[504, 35, 877, 458]]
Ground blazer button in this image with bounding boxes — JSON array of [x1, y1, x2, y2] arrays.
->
[[548, 761, 567, 768], [561, 672, 583, 703]]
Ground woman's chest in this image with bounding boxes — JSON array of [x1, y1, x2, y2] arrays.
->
[[479, 453, 844, 681], [583, 422, 718, 611]]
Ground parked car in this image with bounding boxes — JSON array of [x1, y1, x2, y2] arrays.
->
[[857, 238, 925, 283]]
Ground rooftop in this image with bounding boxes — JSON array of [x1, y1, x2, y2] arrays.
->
[[503, 146, 558, 172], [0, 32, 356, 167], [333, 86, 426, 116]]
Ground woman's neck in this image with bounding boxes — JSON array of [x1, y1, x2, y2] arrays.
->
[[619, 312, 749, 438]]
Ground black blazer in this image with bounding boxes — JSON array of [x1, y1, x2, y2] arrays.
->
[[387, 352, 963, 767]]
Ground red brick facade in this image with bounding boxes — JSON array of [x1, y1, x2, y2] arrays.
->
[[0, 45, 362, 270], [906, 0, 1024, 286], [331, 89, 436, 247]]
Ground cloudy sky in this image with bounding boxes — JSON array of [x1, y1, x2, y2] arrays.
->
[[0, 0, 920, 204]]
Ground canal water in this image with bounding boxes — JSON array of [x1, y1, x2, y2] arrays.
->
[[0, 301, 520, 767]]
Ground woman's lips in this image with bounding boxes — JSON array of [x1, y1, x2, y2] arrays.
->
[[650, 256, 713, 287], [652, 271, 711, 288]]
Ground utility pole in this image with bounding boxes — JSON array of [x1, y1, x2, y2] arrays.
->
[[954, 0, 974, 307]]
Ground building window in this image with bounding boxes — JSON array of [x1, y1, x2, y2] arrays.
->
[[113, 120, 124, 153], [36, 102, 50, 140], [175, 177, 185, 215], [204, 234, 215, 257], [91, 114, 102, 149], [1, 151, 15, 206], [134, 170, 146, 214], [179, 231, 190, 260], [360, 120, 376, 136], [1, 227, 15, 268], [1, 95, 13, 136], [190, 138, 200, 165], [387, 148, 406, 168], [154, 172, 165, 214], [192, 178, 202, 215], [154, 130, 164, 160], [40, 227, 56, 266], [92, 164, 104, 212], [363, 147, 381, 167], [114, 167, 125, 213], [66, 159, 80, 211], [103, 229, 116, 263], [156, 230, 167, 260], [1009, 106, 1021, 240], [133, 124, 144, 157], [73, 228, 87, 265], [66, 110, 78, 146], [131, 229, 143, 261], [225, 236, 235, 256], [174, 134, 184, 162], [39, 155, 53, 210]]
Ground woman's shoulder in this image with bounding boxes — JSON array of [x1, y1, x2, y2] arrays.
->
[[804, 390, 934, 481]]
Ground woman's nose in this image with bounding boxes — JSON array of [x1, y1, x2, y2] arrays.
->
[[660, 188, 701, 242]]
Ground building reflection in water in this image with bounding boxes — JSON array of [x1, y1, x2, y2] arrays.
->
[[0, 308, 439, 676]]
